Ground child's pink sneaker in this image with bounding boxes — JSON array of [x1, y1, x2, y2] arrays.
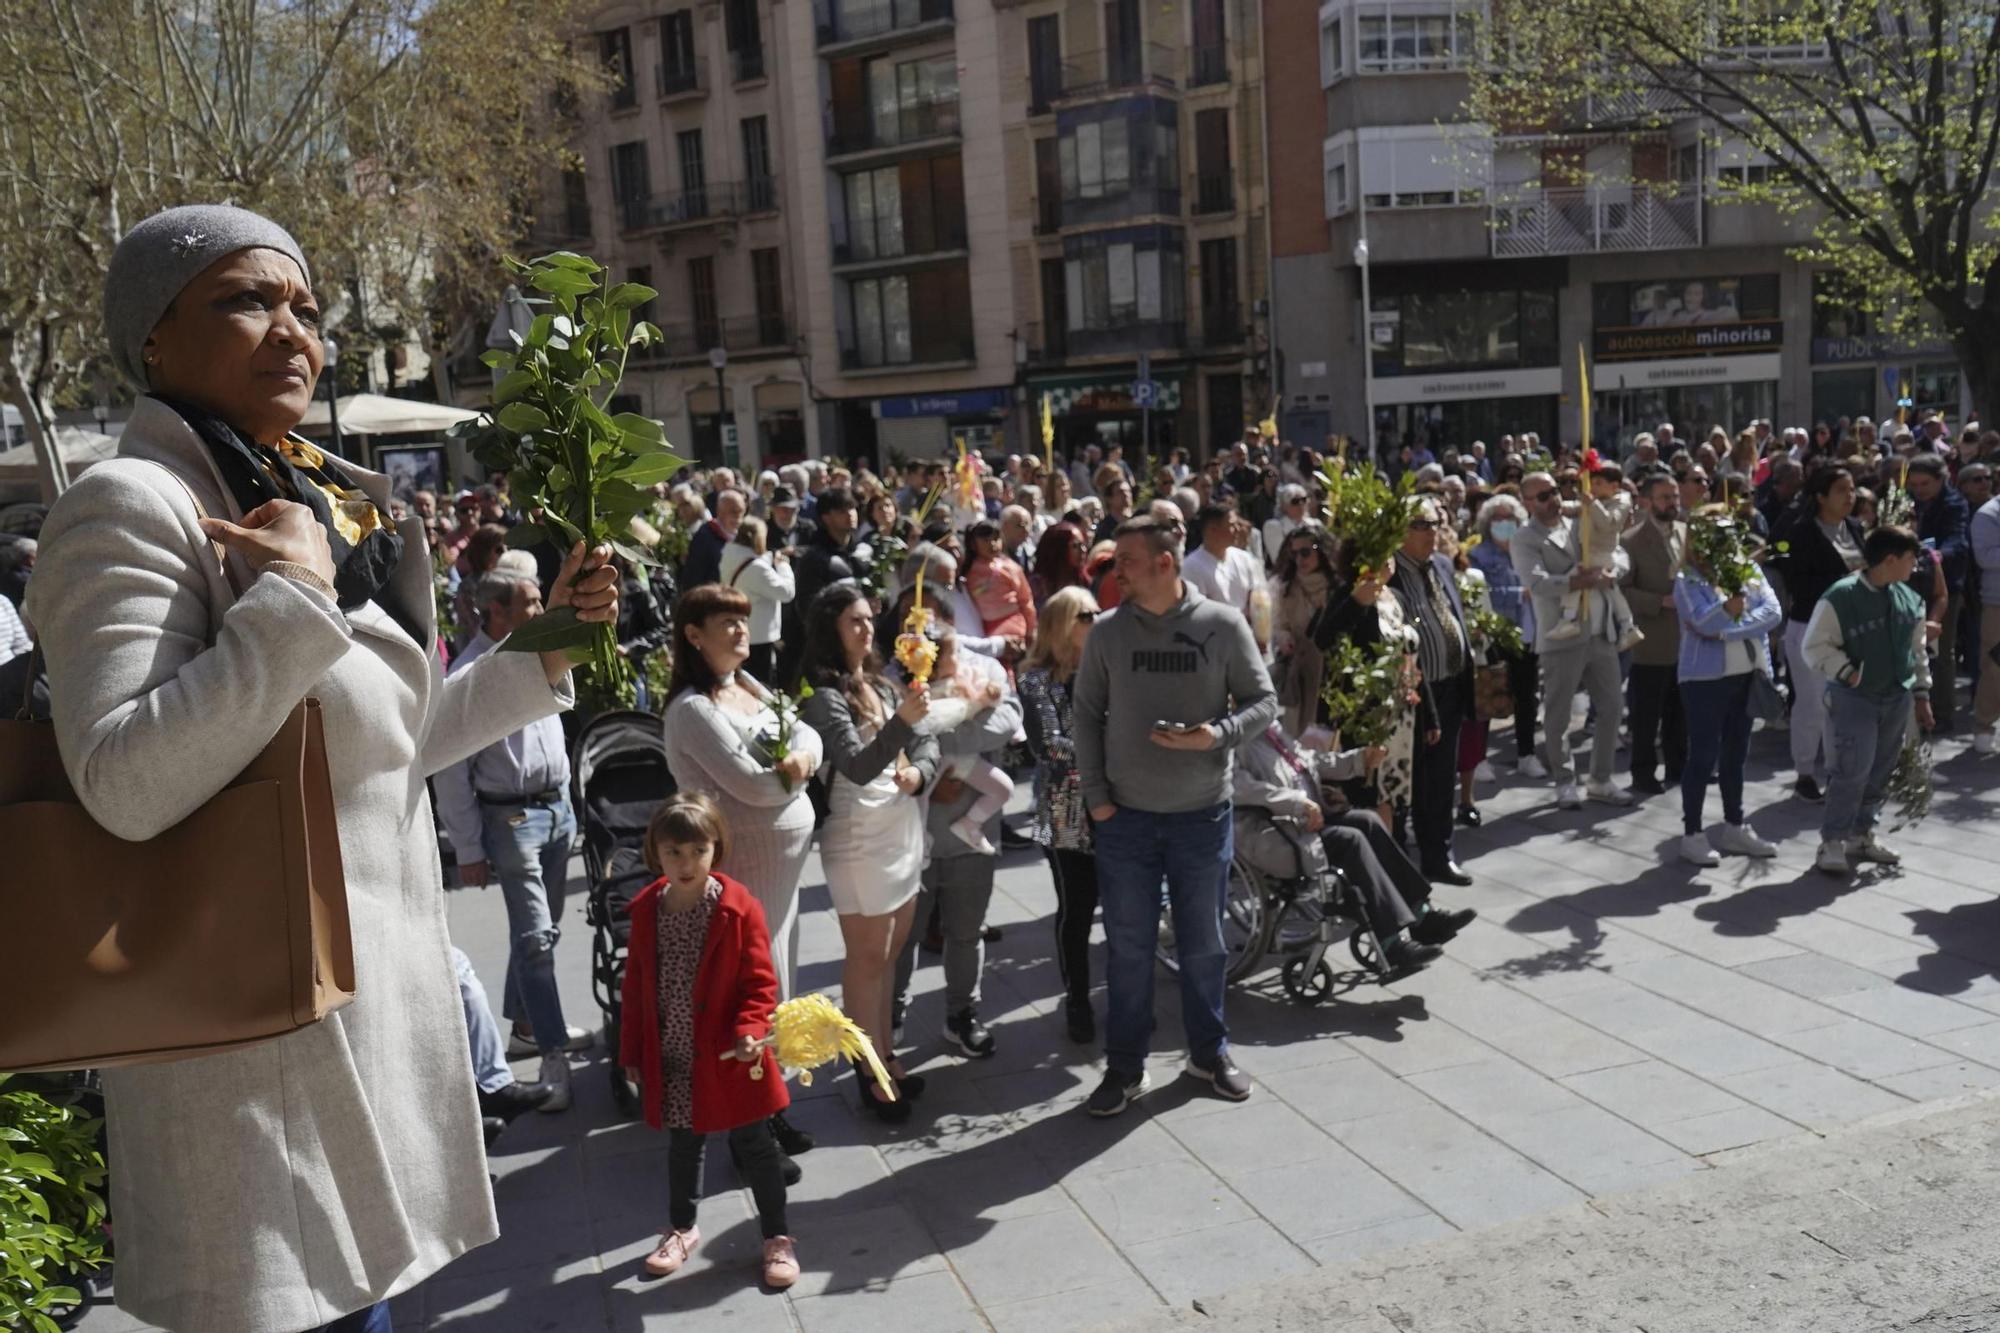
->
[[761, 1235, 800, 1289], [643, 1225, 700, 1276]]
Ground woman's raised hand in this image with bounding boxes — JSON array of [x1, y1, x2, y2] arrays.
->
[[199, 499, 337, 586], [895, 680, 931, 725]]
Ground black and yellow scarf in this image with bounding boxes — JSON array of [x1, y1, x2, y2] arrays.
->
[[156, 394, 421, 645]]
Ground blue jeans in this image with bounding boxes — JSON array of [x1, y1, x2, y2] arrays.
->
[[1679, 674, 1752, 835], [1093, 802, 1233, 1077], [307, 1300, 391, 1333], [453, 945, 511, 1094], [480, 794, 576, 1053], [1821, 685, 1913, 842]]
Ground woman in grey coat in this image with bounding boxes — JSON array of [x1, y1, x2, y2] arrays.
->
[[23, 206, 619, 1333]]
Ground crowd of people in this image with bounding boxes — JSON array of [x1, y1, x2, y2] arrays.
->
[[16, 206, 1999, 1330]]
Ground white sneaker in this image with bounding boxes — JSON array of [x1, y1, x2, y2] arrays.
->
[[536, 1053, 573, 1112], [1678, 834, 1720, 867], [1852, 833, 1902, 865], [1815, 838, 1852, 875], [1556, 782, 1583, 809], [507, 1024, 594, 1059], [1714, 822, 1778, 858], [1975, 730, 1999, 756], [1585, 779, 1635, 807], [950, 815, 997, 856], [1518, 755, 1549, 779], [1473, 761, 1497, 784]]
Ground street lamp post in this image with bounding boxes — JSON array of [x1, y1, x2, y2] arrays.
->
[[322, 335, 344, 459], [708, 344, 730, 468], [1353, 234, 1375, 465]]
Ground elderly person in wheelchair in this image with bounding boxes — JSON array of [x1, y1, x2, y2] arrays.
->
[[1234, 722, 1477, 989]]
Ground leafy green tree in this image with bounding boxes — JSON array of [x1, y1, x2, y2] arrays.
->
[[1467, 0, 2000, 421], [0, 0, 604, 502]]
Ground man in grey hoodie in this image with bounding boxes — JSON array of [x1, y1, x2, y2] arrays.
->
[[1074, 514, 1278, 1117]]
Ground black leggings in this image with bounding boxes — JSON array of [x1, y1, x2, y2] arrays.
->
[[669, 1121, 789, 1238], [1510, 650, 1540, 758], [1046, 846, 1100, 1002]]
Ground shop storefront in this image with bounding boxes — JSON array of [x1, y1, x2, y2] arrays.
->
[[871, 387, 1016, 464], [1031, 371, 1188, 460], [1809, 271, 1965, 428], [1591, 273, 1783, 450], [1366, 265, 1563, 460], [1370, 367, 1562, 460]]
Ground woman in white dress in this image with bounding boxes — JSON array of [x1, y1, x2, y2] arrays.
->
[[797, 582, 937, 1121], [660, 582, 820, 998]]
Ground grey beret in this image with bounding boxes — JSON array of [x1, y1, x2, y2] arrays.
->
[[103, 205, 312, 389]]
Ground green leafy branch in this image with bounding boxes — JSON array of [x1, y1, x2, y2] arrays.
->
[[449, 251, 686, 683], [1318, 634, 1412, 751], [0, 1077, 106, 1333]]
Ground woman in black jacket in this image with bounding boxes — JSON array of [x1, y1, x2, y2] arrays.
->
[[1772, 464, 1864, 799]]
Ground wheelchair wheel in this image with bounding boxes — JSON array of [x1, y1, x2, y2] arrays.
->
[[1281, 955, 1336, 1005], [1349, 926, 1384, 975], [1157, 854, 1277, 983]]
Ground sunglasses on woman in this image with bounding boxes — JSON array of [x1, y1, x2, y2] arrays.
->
[[1076, 609, 1099, 622]]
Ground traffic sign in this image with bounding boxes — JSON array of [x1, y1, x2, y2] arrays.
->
[[1131, 380, 1160, 407]]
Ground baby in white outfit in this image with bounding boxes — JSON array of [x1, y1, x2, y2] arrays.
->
[[914, 637, 1016, 855]]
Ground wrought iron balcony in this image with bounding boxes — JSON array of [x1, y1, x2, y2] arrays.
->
[[1491, 184, 1700, 256], [616, 180, 780, 233], [825, 96, 961, 157]]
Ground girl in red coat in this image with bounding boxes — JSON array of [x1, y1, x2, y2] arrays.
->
[[619, 792, 800, 1289]]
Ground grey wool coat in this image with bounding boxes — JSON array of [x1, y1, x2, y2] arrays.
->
[[23, 397, 575, 1333]]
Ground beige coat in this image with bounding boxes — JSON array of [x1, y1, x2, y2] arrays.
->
[[23, 398, 573, 1333]]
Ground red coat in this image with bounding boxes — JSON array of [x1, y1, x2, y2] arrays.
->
[[619, 872, 789, 1133]]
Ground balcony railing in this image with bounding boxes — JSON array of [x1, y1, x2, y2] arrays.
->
[[1190, 42, 1228, 87], [831, 223, 969, 267], [1057, 183, 1182, 229], [617, 179, 780, 232], [1491, 185, 1700, 256], [1202, 305, 1244, 348], [1065, 319, 1185, 358], [1036, 195, 1062, 234], [609, 79, 638, 112], [1581, 84, 1680, 124], [838, 333, 976, 371], [1056, 43, 1180, 102], [817, 0, 954, 48], [657, 56, 706, 99], [732, 45, 766, 82], [1194, 171, 1235, 215], [646, 315, 795, 360], [826, 96, 961, 156]]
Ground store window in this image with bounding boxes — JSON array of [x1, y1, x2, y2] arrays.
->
[[1062, 227, 1185, 335], [1368, 288, 1557, 376], [1812, 369, 1875, 425]]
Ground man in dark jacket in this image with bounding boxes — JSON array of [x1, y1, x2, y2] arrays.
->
[[678, 487, 745, 589], [777, 486, 867, 684], [1907, 453, 1971, 728]]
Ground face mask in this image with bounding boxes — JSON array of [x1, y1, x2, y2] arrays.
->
[[1490, 520, 1518, 543]]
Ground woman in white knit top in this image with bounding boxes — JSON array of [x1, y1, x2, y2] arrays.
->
[[660, 583, 822, 1000]]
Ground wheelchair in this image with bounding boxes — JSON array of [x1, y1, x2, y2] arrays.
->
[[1156, 807, 1392, 1004]]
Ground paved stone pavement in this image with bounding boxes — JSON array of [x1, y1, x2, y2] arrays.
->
[[73, 722, 2000, 1332]]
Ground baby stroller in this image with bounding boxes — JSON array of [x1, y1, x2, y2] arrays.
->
[[573, 708, 676, 1115]]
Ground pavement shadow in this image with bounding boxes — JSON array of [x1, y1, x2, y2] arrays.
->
[[1896, 896, 2000, 998]]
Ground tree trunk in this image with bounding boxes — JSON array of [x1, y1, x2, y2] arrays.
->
[[1950, 307, 2000, 436], [4, 375, 67, 507]]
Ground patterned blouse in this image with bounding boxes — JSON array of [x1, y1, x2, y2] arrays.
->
[[1019, 666, 1091, 851], [654, 877, 722, 1129]]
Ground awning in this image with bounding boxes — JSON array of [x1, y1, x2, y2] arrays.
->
[[0, 427, 119, 483], [296, 393, 482, 437], [1032, 373, 1183, 415]]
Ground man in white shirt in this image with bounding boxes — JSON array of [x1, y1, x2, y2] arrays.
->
[[1182, 503, 1264, 638]]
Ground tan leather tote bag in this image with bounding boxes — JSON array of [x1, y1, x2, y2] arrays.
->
[[0, 470, 354, 1071]]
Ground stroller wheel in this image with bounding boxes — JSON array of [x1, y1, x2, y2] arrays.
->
[[1349, 926, 1384, 975], [1281, 955, 1335, 1005]]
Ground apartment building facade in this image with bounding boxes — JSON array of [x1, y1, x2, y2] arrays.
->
[[999, 0, 1272, 463], [1266, 0, 1969, 459], [513, 0, 810, 473]]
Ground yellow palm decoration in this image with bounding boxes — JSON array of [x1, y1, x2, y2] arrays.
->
[[734, 993, 897, 1100]]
